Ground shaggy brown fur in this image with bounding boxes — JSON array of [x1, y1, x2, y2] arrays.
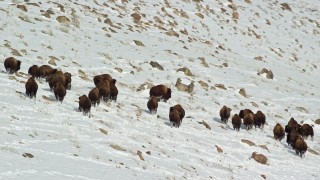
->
[[93, 74, 113, 87], [287, 130, 301, 148], [243, 113, 254, 130], [4, 57, 21, 74], [38, 65, 57, 78], [110, 79, 118, 101], [273, 123, 285, 141], [149, 84, 172, 102], [170, 104, 185, 122], [254, 110, 266, 129], [239, 109, 253, 119], [28, 65, 39, 78], [79, 95, 91, 116], [219, 105, 231, 124], [47, 71, 66, 91], [88, 87, 100, 107], [298, 124, 314, 140], [232, 114, 241, 131], [64, 72, 72, 90], [294, 137, 308, 158], [53, 82, 66, 103], [147, 96, 158, 114], [285, 117, 298, 133], [25, 77, 38, 99], [98, 81, 110, 102], [169, 109, 181, 128]]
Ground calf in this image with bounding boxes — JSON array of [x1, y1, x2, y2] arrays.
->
[[219, 105, 231, 124], [53, 82, 66, 103], [232, 114, 241, 131], [79, 95, 91, 116], [273, 123, 285, 141], [147, 96, 158, 114], [25, 77, 38, 99]]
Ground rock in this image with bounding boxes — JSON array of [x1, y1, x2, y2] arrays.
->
[[17, 5, 27, 12], [239, 88, 247, 97], [280, 3, 292, 11], [198, 80, 209, 90], [175, 78, 194, 93], [198, 121, 211, 130], [110, 144, 126, 151], [149, 61, 164, 70], [251, 102, 259, 107], [177, 67, 193, 76], [251, 152, 268, 164], [48, 59, 56, 66], [165, 28, 179, 37], [215, 84, 226, 90], [258, 68, 273, 79], [114, 67, 123, 73], [23, 153, 34, 158], [136, 82, 153, 92], [215, 145, 223, 153], [241, 139, 256, 146], [261, 175, 266, 179], [131, 13, 141, 22], [56, 16, 70, 24], [99, 128, 108, 135], [232, 11, 239, 20], [137, 150, 145, 161], [315, 119, 320, 125], [133, 40, 145, 47]]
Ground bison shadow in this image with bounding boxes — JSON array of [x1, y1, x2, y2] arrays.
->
[[164, 121, 173, 127], [213, 117, 221, 123]]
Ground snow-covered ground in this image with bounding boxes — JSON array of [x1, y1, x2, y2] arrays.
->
[[0, 0, 319, 179]]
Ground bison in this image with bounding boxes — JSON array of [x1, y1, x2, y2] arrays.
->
[[47, 71, 66, 91], [294, 137, 308, 158], [231, 114, 241, 131], [254, 110, 266, 129], [98, 81, 110, 102], [38, 65, 57, 78], [243, 113, 254, 130], [285, 117, 298, 133], [25, 77, 38, 99], [4, 57, 21, 74], [88, 87, 100, 107], [93, 74, 113, 87], [79, 95, 91, 116], [147, 96, 158, 114], [298, 124, 314, 140], [28, 65, 39, 78], [53, 82, 66, 103], [287, 130, 301, 148], [273, 123, 285, 141], [239, 109, 253, 119], [110, 79, 118, 101], [149, 84, 172, 102], [64, 72, 72, 90], [219, 105, 231, 124], [169, 109, 181, 128], [170, 104, 185, 122]]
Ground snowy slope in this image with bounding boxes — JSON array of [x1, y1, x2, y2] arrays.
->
[[0, 0, 319, 179]]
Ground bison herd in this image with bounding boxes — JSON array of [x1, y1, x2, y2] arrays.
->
[[3, 57, 316, 158]]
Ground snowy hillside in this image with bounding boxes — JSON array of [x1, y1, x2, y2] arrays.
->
[[0, 0, 319, 179]]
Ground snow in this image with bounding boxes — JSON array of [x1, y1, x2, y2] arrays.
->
[[0, 0, 319, 179]]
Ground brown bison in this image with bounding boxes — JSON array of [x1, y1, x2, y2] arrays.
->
[[38, 65, 57, 78], [286, 129, 301, 148], [110, 79, 118, 101], [147, 96, 158, 114], [88, 87, 100, 107], [25, 77, 38, 99], [53, 82, 66, 103], [93, 74, 113, 87], [254, 110, 266, 129], [219, 105, 231, 124], [169, 109, 181, 128], [4, 57, 21, 74], [231, 114, 241, 131], [28, 65, 39, 78], [239, 109, 253, 119], [170, 104, 185, 122], [298, 124, 314, 140], [79, 95, 91, 116], [64, 72, 72, 90], [243, 113, 254, 130], [285, 117, 299, 133], [294, 137, 307, 158], [98, 81, 110, 102], [47, 71, 66, 91], [149, 84, 172, 102], [273, 123, 285, 141]]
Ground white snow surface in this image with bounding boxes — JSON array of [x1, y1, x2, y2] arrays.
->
[[0, 0, 319, 179]]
